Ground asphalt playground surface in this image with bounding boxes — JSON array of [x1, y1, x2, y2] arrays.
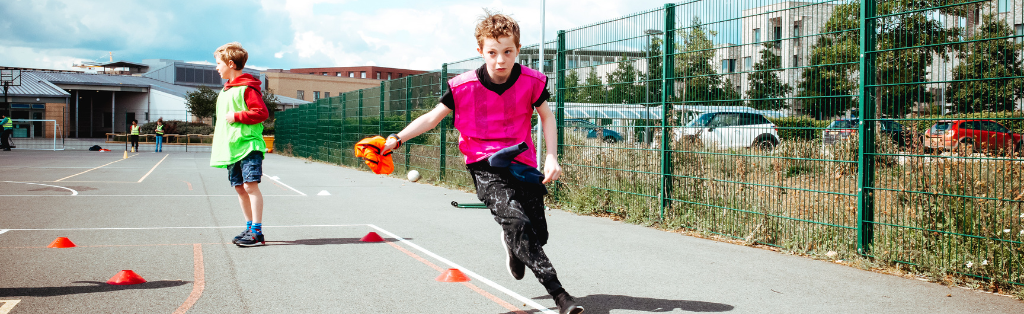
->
[[0, 150, 1022, 314]]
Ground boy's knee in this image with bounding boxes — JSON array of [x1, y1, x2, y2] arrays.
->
[[243, 182, 260, 193]]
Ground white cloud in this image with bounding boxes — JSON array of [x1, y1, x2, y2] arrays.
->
[[0, 46, 90, 71]]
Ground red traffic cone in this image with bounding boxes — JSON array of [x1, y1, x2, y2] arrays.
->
[[47, 237, 76, 248], [107, 270, 147, 285], [360, 232, 385, 242], [436, 268, 470, 282]]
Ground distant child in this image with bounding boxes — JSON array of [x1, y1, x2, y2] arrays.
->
[[129, 120, 140, 152], [382, 11, 584, 314], [154, 118, 164, 153], [1, 113, 11, 151], [210, 42, 270, 247]]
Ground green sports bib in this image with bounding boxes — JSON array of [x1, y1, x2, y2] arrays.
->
[[210, 86, 266, 168]]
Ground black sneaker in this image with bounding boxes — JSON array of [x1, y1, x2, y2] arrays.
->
[[231, 229, 249, 244], [554, 291, 584, 314], [501, 231, 525, 280], [235, 231, 265, 247]]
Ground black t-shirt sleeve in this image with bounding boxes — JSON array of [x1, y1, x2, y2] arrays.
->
[[532, 77, 550, 107], [440, 85, 455, 110]]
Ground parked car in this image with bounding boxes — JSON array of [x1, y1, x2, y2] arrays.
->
[[673, 112, 780, 150], [923, 120, 1022, 156], [536, 119, 623, 143], [822, 119, 906, 146]]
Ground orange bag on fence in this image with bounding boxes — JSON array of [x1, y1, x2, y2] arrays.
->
[[353, 136, 395, 175]]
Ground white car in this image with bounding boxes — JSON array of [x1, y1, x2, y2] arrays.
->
[[673, 112, 780, 150]]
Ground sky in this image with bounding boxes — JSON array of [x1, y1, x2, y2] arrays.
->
[[0, 0, 682, 72]]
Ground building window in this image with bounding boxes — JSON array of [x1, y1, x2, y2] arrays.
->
[[349, 72, 355, 78], [297, 90, 305, 100], [398, 73, 403, 78], [376, 72, 381, 79], [773, 26, 782, 41], [753, 28, 761, 43], [336, 72, 342, 76], [744, 57, 752, 70], [793, 55, 799, 67], [388, 72, 392, 80], [314, 91, 321, 100], [360, 71, 366, 78], [324, 92, 330, 98], [1016, 24, 1023, 43], [322, 72, 328, 76], [793, 25, 801, 46], [722, 59, 736, 73]]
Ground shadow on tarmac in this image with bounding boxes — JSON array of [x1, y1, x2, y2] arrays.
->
[[265, 237, 411, 246], [0, 280, 190, 297], [505, 294, 734, 313]]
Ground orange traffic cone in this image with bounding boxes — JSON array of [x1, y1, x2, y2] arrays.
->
[[436, 268, 470, 282], [107, 270, 147, 285], [360, 232, 385, 242], [47, 237, 76, 248]]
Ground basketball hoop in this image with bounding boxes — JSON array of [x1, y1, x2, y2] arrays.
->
[[0, 69, 21, 86]]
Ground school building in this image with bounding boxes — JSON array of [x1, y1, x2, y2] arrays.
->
[[264, 66, 428, 102]]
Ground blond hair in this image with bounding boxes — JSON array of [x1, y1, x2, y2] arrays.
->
[[474, 10, 520, 48], [214, 42, 248, 70]]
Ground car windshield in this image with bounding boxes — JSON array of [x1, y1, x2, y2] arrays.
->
[[931, 122, 953, 133], [880, 120, 902, 131], [828, 120, 857, 129], [686, 113, 715, 127]]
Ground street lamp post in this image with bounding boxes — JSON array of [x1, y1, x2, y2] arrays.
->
[[644, 29, 663, 145]]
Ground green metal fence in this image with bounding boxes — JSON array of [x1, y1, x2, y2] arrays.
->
[[274, 0, 1024, 287]]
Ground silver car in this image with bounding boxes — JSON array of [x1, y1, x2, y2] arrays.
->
[[674, 112, 781, 150]]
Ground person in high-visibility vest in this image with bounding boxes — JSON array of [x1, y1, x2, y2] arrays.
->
[[0, 113, 12, 151], [129, 119, 140, 153], [154, 118, 165, 153]]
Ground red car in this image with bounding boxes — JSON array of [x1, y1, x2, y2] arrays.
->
[[923, 120, 1022, 156]]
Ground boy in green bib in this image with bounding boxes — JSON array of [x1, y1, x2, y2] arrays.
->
[[211, 42, 270, 247]]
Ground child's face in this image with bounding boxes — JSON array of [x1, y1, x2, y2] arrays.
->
[[215, 57, 235, 79], [477, 36, 519, 83]]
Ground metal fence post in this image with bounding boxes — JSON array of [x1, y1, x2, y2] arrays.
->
[[379, 81, 385, 137], [405, 76, 412, 173], [358, 89, 364, 138], [555, 30, 567, 199], [857, 0, 877, 255], [439, 64, 448, 182], [660, 3, 676, 219]]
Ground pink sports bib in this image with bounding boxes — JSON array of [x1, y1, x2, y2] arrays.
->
[[449, 65, 547, 167]]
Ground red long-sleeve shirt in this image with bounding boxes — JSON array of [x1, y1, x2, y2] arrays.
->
[[223, 73, 269, 124]]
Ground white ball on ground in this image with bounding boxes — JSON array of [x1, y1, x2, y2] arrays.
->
[[407, 170, 421, 182]]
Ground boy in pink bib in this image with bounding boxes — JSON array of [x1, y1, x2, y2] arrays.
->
[[383, 11, 583, 314]]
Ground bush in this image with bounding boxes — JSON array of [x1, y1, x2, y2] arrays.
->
[[263, 119, 275, 135], [769, 116, 830, 141]]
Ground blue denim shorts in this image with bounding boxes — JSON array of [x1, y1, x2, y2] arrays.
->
[[227, 151, 264, 187]]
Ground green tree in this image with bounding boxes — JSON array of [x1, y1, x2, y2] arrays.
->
[[606, 54, 642, 104], [580, 68, 606, 103], [185, 86, 218, 121], [263, 88, 281, 116], [676, 17, 729, 107], [948, 16, 1024, 112], [796, 1, 964, 118], [721, 78, 743, 106], [643, 36, 664, 106], [746, 43, 792, 110], [564, 69, 581, 102]]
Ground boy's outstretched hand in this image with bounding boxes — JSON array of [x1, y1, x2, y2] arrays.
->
[[542, 154, 562, 184]]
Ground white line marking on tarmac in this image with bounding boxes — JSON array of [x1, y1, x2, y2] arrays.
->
[[367, 224, 558, 314], [54, 154, 136, 182], [0, 230, 8, 236], [263, 174, 306, 196], [1, 181, 78, 196], [0, 300, 21, 314], [3, 224, 365, 231], [0, 195, 302, 197], [138, 154, 169, 182]]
